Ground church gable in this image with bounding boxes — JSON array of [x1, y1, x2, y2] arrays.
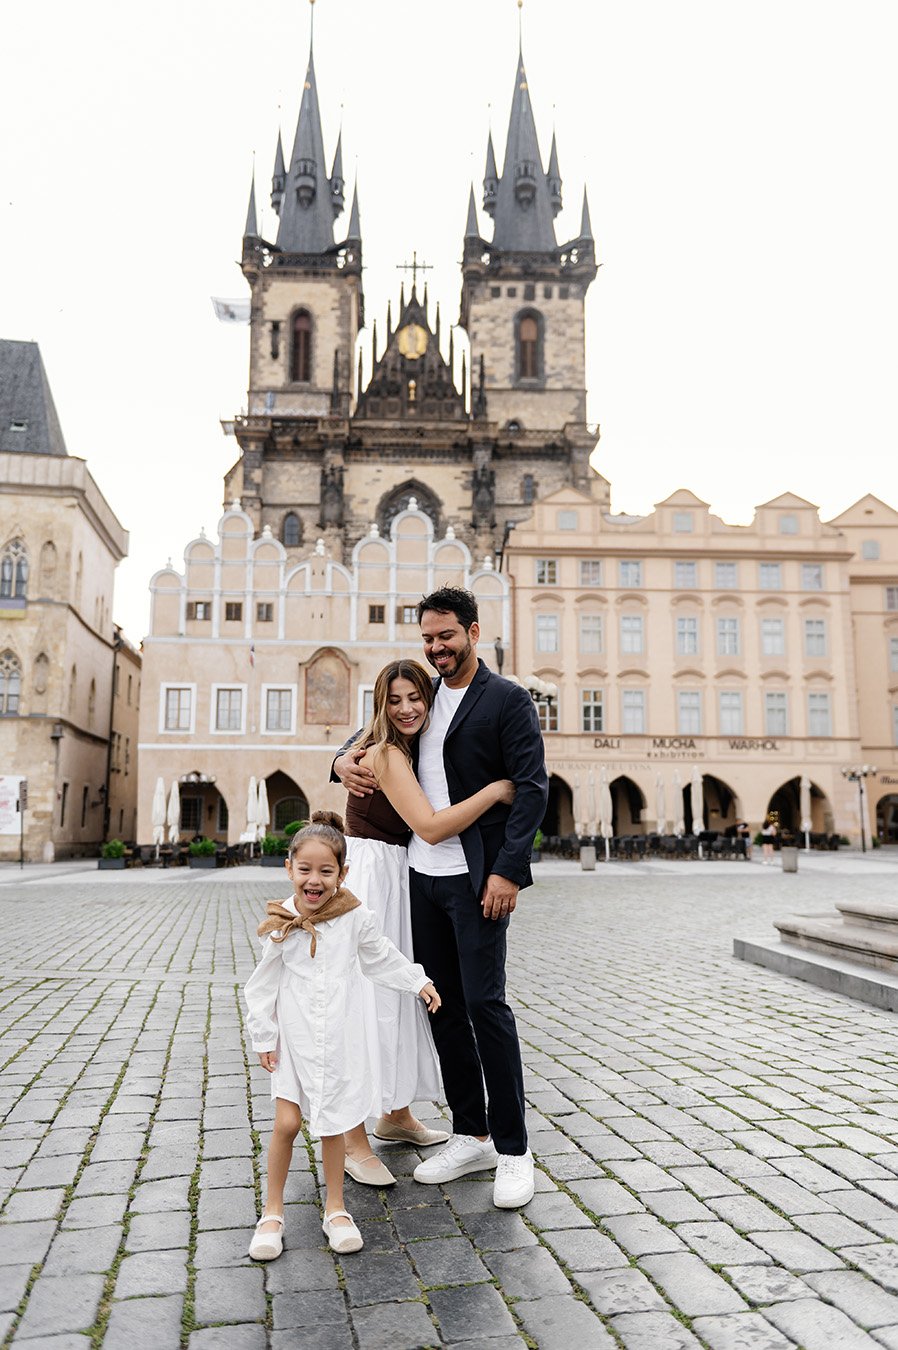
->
[[354, 287, 466, 423]]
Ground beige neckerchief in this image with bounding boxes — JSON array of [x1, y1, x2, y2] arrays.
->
[[257, 886, 361, 958]]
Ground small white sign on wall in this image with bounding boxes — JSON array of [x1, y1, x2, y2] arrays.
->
[[0, 776, 24, 835]]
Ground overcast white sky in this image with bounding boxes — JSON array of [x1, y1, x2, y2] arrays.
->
[[3, 0, 897, 642]]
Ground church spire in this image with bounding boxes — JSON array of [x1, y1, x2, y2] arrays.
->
[[270, 131, 285, 215], [546, 131, 562, 217], [483, 132, 498, 217], [489, 46, 557, 252], [330, 129, 345, 218], [244, 174, 258, 238], [346, 179, 361, 242], [579, 186, 593, 241], [465, 184, 480, 239], [275, 29, 338, 254]]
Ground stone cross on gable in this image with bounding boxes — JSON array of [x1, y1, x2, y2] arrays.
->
[[396, 251, 434, 292]]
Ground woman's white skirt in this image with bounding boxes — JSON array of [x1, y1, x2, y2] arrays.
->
[[346, 836, 444, 1110]]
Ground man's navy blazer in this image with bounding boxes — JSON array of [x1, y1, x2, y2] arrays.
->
[[333, 659, 548, 898], [421, 660, 549, 898]]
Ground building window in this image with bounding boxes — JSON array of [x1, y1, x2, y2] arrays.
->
[[181, 797, 202, 834], [290, 310, 312, 383], [215, 687, 243, 731], [622, 689, 646, 734], [802, 564, 824, 591], [761, 618, 785, 656], [164, 687, 192, 731], [719, 690, 744, 735], [81, 785, 89, 829], [282, 513, 302, 548], [619, 560, 643, 587], [715, 561, 738, 589], [127, 674, 132, 704], [256, 602, 273, 622], [579, 560, 602, 586], [557, 510, 578, 531], [187, 601, 211, 620], [581, 689, 604, 732], [224, 602, 243, 622], [0, 538, 28, 601], [536, 559, 557, 585], [716, 617, 740, 656], [764, 691, 789, 736], [517, 310, 541, 381], [808, 691, 832, 737], [759, 563, 782, 590], [886, 587, 898, 611], [674, 561, 697, 588], [677, 691, 702, 735], [778, 514, 798, 535], [535, 614, 559, 653], [398, 605, 417, 624], [890, 637, 898, 673], [368, 604, 385, 624], [522, 474, 535, 505], [0, 650, 21, 714], [218, 798, 229, 833], [673, 512, 694, 534], [621, 615, 644, 654], [579, 613, 603, 654], [862, 539, 880, 560], [804, 618, 827, 657], [537, 700, 559, 732], [266, 688, 292, 732], [675, 616, 698, 656]]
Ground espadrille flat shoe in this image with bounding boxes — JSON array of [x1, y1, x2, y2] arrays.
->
[[322, 1208, 363, 1254], [248, 1214, 284, 1261]]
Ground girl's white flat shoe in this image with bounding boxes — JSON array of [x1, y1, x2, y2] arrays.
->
[[248, 1213, 284, 1261], [322, 1208, 363, 1254]]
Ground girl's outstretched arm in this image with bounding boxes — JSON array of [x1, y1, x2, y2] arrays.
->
[[376, 745, 514, 844]]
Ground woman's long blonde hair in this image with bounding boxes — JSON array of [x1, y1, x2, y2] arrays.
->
[[359, 659, 434, 779]]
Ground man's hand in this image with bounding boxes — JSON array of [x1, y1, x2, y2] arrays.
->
[[258, 1051, 277, 1073], [481, 873, 519, 921], [334, 744, 376, 798]]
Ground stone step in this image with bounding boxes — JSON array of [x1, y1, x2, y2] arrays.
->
[[835, 898, 898, 932], [774, 913, 898, 972]]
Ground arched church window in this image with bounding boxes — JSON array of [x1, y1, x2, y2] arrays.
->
[[0, 539, 27, 600], [282, 513, 302, 548], [0, 651, 22, 714], [291, 310, 312, 383], [516, 310, 543, 382], [376, 482, 442, 539]]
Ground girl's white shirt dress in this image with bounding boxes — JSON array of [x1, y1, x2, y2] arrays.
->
[[243, 895, 430, 1136]]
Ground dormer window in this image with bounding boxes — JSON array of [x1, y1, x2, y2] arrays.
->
[[291, 310, 312, 383]]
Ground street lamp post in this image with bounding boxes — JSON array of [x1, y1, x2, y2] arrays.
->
[[841, 765, 878, 853]]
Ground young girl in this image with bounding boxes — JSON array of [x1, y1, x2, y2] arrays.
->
[[243, 811, 440, 1259]]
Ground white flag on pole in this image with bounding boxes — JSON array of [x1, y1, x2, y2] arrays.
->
[[212, 298, 251, 324]]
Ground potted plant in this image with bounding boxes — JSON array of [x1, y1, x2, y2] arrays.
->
[[260, 833, 289, 867], [188, 837, 218, 869], [98, 838, 126, 870], [283, 820, 307, 837], [531, 828, 544, 864]]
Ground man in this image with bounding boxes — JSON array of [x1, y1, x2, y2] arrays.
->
[[334, 587, 548, 1208]]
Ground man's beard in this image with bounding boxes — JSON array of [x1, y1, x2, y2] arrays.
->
[[426, 637, 472, 679]]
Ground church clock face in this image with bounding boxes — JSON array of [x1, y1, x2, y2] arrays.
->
[[397, 323, 428, 360]]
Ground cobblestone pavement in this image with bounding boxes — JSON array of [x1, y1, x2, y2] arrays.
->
[[4, 860, 898, 1348]]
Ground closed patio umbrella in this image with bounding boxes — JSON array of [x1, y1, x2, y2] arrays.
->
[[672, 769, 685, 837], [690, 765, 704, 856], [244, 775, 258, 850], [586, 767, 597, 836], [655, 771, 667, 834], [151, 777, 166, 854], [257, 777, 270, 842], [800, 775, 813, 850], [166, 780, 181, 846], [599, 766, 613, 862], [573, 769, 584, 837]]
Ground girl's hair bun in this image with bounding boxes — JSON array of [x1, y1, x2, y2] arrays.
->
[[311, 809, 345, 833]]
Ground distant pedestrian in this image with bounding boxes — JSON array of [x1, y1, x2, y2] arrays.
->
[[735, 819, 752, 860], [243, 812, 440, 1260], [761, 815, 777, 865]]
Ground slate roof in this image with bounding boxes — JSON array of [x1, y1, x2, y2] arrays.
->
[[0, 339, 68, 456]]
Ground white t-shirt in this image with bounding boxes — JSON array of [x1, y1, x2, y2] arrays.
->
[[407, 682, 470, 875]]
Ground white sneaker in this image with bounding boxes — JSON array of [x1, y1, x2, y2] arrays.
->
[[493, 1150, 535, 1208], [413, 1133, 499, 1185]]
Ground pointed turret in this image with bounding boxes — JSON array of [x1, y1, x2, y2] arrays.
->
[[271, 131, 285, 216], [483, 132, 499, 217], [546, 131, 562, 217], [244, 175, 258, 238], [276, 46, 337, 254], [489, 48, 557, 252], [579, 186, 593, 241], [330, 129, 345, 218], [345, 179, 361, 242], [465, 184, 480, 239]]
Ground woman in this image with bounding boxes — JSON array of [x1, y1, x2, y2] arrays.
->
[[342, 658, 514, 1186], [761, 814, 777, 865]]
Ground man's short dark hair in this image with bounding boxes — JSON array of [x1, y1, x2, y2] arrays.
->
[[417, 587, 479, 631]]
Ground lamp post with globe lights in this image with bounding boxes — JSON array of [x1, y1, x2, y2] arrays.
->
[[841, 765, 877, 852]]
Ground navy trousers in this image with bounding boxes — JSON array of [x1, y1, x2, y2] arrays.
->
[[409, 869, 527, 1156]]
